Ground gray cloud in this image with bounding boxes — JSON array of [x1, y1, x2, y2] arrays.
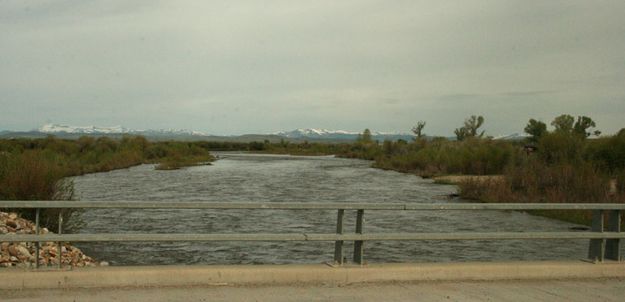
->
[[1, 0, 624, 135]]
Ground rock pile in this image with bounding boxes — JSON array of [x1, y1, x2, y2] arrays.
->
[[1, 211, 104, 268]]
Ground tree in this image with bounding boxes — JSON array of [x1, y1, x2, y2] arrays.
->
[[411, 121, 426, 138], [524, 119, 547, 143], [455, 115, 485, 141], [551, 114, 598, 138], [573, 116, 597, 137], [551, 114, 575, 133], [357, 128, 373, 144], [454, 127, 468, 141], [464, 115, 485, 137]]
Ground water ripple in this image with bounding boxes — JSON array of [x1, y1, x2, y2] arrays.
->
[[71, 153, 598, 265]]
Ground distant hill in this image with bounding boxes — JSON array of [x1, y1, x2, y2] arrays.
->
[[38, 123, 209, 137], [274, 128, 415, 142], [1, 124, 531, 143], [1, 124, 416, 143]]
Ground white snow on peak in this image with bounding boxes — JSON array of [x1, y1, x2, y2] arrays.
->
[[273, 128, 361, 137], [38, 123, 208, 136], [492, 133, 530, 140], [39, 124, 129, 134], [273, 128, 411, 138]]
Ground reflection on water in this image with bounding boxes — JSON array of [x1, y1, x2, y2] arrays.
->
[[72, 153, 593, 265]]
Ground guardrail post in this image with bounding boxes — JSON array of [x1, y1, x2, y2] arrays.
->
[[588, 210, 605, 262], [333, 209, 344, 265], [34, 208, 40, 269], [606, 210, 621, 261], [58, 211, 64, 269], [353, 209, 364, 265]]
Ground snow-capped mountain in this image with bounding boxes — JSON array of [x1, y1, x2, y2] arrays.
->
[[39, 124, 131, 134], [38, 124, 208, 136], [31, 124, 413, 141], [492, 133, 530, 141], [274, 128, 414, 141], [274, 128, 359, 138]]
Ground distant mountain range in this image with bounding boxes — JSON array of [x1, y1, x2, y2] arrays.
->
[[273, 128, 415, 141], [38, 123, 209, 137], [0, 123, 526, 142], [0, 124, 416, 142]]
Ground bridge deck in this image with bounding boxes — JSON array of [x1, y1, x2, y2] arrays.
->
[[3, 278, 624, 302], [1, 260, 625, 290], [3, 261, 625, 301]]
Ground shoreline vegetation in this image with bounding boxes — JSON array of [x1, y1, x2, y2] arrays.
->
[[326, 115, 625, 226], [0, 136, 215, 230]]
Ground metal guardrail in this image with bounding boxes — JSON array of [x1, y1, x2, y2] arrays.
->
[[1, 201, 623, 268]]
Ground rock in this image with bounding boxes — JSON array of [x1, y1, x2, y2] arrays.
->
[[15, 245, 32, 258], [5, 220, 17, 229], [100, 261, 110, 266], [8, 245, 18, 257], [1, 211, 99, 268]]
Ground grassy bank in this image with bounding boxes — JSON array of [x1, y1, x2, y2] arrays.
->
[[334, 120, 625, 226], [333, 136, 518, 177], [457, 161, 625, 225], [0, 136, 215, 229]]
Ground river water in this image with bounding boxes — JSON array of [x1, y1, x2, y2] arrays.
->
[[72, 153, 590, 265]]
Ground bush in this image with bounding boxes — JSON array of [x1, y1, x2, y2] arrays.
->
[[0, 150, 75, 231], [0, 136, 216, 229], [585, 129, 625, 173], [364, 138, 516, 176], [537, 132, 584, 164]]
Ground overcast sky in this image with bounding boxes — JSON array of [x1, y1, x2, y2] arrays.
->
[[1, 1, 624, 136]]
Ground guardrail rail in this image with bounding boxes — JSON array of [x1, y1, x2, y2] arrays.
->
[[1, 201, 623, 269]]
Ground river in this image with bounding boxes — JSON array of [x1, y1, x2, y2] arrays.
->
[[71, 153, 590, 265]]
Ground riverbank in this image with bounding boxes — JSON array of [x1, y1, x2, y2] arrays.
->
[[1, 137, 217, 230], [0, 211, 102, 268]]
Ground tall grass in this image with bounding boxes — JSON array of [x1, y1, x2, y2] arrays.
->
[[0, 136, 215, 229], [338, 138, 517, 177], [456, 131, 625, 225], [0, 150, 75, 230]]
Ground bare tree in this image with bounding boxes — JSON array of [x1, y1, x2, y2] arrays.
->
[[411, 121, 426, 138]]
